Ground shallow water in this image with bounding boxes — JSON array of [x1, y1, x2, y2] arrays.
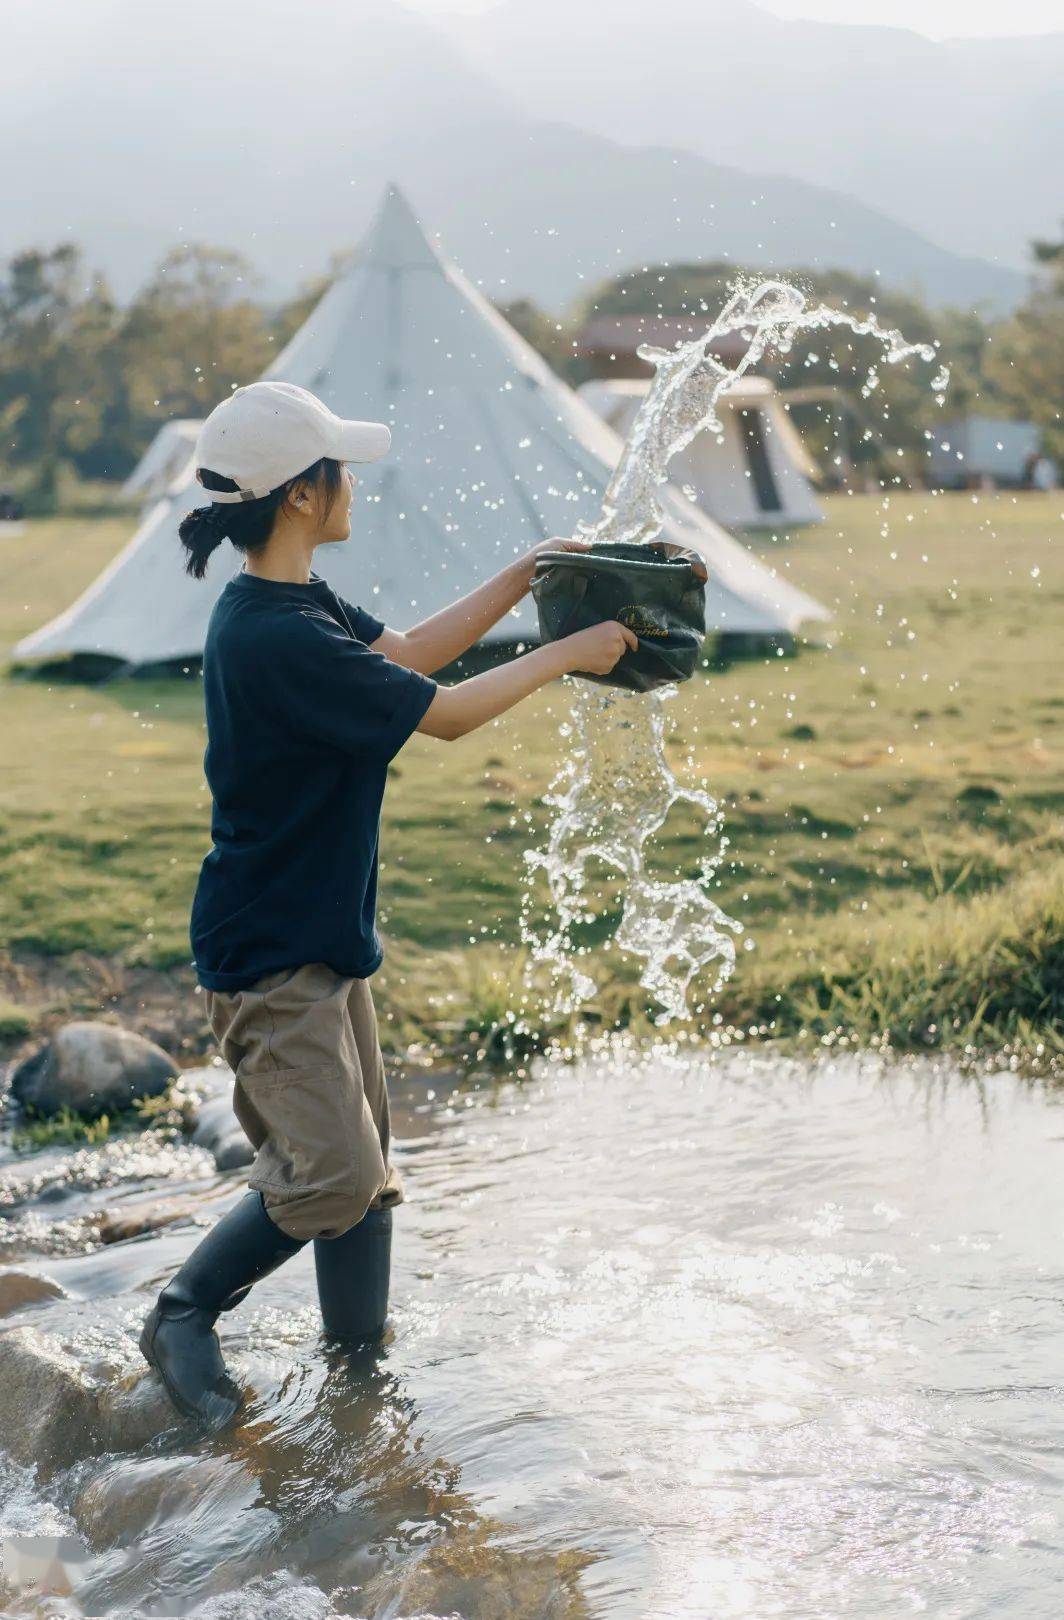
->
[[2, 1045, 1063, 1617]]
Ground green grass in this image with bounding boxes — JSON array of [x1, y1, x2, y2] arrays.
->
[[8, 1084, 191, 1147], [714, 850, 1064, 1060], [0, 1000, 33, 1041], [1, 491, 1061, 1064], [10, 1105, 116, 1151]]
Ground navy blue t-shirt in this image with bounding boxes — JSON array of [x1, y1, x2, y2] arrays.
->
[[190, 569, 438, 991]]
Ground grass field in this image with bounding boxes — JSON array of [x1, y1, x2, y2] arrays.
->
[[1, 491, 1061, 1067]]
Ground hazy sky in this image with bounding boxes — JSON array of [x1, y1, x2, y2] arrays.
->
[[406, 0, 1061, 38]]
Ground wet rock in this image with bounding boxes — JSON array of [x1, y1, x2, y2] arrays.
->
[[99, 1373, 184, 1452], [376, 1517, 593, 1620], [74, 1453, 259, 1552], [0, 1325, 176, 1474], [192, 1092, 254, 1172], [98, 1195, 204, 1245], [176, 1062, 253, 1171], [0, 1326, 105, 1472], [213, 1133, 254, 1172], [11, 1023, 178, 1119], [0, 1268, 65, 1317]]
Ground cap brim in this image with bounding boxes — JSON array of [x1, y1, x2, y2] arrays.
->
[[332, 418, 391, 463]]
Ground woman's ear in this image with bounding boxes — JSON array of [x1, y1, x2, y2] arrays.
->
[[287, 479, 313, 514]]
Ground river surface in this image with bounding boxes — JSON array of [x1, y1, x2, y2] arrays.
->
[[1, 1043, 1063, 1618]]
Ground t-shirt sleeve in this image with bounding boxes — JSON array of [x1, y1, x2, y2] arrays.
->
[[266, 608, 437, 761], [336, 594, 385, 648]]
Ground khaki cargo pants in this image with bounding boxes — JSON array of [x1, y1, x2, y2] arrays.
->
[[204, 962, 403, 1243]]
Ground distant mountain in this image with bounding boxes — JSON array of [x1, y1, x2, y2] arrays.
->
[[446, 0, 1062, 275], [0, 0, 1027, 312]]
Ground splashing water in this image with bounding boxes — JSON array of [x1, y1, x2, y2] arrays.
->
[[520, 681, 738, 1024], [522, 278, 948, 1024]]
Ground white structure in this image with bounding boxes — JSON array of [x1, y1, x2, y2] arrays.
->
[[121, 420, 201, 503], [17, 188, 827, 667], [579, 376, 823, 530], [927, 417, 1045, 489]]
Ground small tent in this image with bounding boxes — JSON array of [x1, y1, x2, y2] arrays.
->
[[579, 376, 823, 531], [17, 188, 827, 668], [121, 420, 202, 504]]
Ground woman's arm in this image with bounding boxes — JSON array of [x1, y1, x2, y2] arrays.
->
[[370, 538, 592, 674], [415, 620, 637, 741]]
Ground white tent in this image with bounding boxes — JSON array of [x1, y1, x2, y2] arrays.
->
[[121, 420, 201, 503], [17, 187, 827, 668], [579, 376, 823, 531]]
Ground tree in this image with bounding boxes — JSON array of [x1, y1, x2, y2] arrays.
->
[[985, 230, 1064, 464], [116, 244, 274, 434], [496, 298, 576, 379], [0, 246, 120, 491]]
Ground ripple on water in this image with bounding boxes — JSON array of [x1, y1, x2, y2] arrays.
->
[[0, 1136, 215, 1213]]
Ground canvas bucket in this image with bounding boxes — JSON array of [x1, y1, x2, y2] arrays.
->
[[530, 540, 708, 693]]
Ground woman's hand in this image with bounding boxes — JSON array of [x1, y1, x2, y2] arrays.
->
[[561, 620, 639, 676], [514, 535, 594, 592]]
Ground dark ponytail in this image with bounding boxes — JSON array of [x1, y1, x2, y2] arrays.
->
[[178, 458, 346, 580], [178, 502, 230, 580]]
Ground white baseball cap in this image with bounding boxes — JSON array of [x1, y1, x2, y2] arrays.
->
[[194, 380, 391, 504]]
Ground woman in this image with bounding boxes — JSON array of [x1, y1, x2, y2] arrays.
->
[[140, 379, 635, 1427]]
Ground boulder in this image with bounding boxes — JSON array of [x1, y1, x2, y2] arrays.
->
[[0, 1325, 177, 1474], [192, 1092, 254, 1171], [11, 1022, 178, 1118], [0, 1268, 65, 1318], [366, 1514, 593, 1620], [74, 1453, 257, 1547], [0, 1326, 114, 1472]]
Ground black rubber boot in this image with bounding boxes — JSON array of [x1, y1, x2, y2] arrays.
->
[[313, 1205, 392, 1343], [140, 1190, 305, 1428]]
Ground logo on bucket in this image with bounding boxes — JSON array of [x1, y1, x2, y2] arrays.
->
[[616, 604, 669, 639]]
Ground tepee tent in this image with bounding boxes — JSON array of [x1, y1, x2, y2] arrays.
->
[[17, 188, 827, 668], [121, 420, 202, 503], [578, 376, 823, 530]]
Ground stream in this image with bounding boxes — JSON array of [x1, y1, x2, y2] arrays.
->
[[1, 1044, 1063, 1617]]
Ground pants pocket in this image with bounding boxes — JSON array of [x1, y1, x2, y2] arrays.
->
[[234, 1064, 363, 1198]]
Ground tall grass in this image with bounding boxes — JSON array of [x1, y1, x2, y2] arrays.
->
[[715, 853, 1064, 1062], [374, 855, 1064, 1070]]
